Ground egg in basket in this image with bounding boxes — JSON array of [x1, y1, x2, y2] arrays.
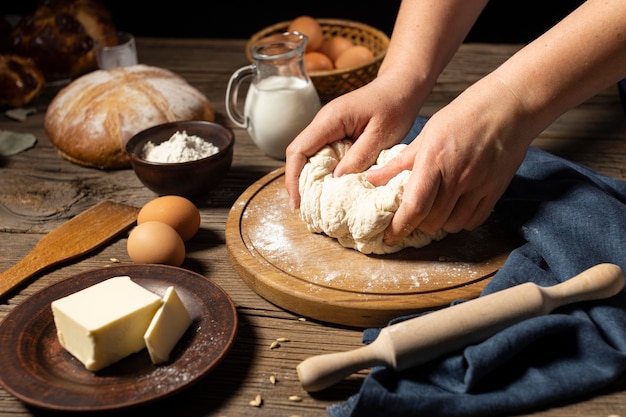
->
[[247, 17, 390, 102]]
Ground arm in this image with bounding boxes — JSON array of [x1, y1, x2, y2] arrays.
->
[[368, 0, 626, 241], [284, 0, 489, 209]]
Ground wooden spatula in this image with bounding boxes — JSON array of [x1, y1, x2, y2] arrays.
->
[[297, 263, 625, 392], [0, 200, 139, 299]]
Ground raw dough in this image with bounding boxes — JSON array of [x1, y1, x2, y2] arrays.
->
[[298, 140, 447, 254]]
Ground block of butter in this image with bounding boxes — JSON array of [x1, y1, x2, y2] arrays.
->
[[144, 286, 193, 364], [51, 276, 163, 371]]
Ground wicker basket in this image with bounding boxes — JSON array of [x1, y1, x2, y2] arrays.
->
[[246, 19, 390, 102]]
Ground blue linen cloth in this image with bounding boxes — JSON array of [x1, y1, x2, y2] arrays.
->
[[328, 116, 626, 417]]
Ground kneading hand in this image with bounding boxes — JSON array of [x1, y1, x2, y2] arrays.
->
[[284, 77, 420, 210], [366, 77, 535, 243]]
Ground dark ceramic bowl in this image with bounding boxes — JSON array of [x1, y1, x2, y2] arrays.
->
[[126, 121, 234, 198]]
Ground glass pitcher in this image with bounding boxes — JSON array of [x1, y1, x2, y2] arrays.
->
[[225, 31, 321, 160]]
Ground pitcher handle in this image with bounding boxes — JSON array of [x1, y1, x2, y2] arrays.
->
[[225, 65, 255, 129]]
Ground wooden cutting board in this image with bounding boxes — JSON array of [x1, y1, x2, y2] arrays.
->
[[226, 168, 522, 328]]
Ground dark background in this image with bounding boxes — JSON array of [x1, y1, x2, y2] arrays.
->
[[3, 0, 584, 43]]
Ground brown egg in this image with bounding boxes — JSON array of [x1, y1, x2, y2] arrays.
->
[[319, 36, 354, 62], [127, 221, 186, 266], [288, 16, 323, 52], [334, 45, 375, 69], [137, 195, 200, 242], [304, 51, 334, 72]]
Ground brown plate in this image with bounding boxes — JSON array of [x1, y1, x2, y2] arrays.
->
[[226, 168, 522, 328], [0, 264, 238, 412]]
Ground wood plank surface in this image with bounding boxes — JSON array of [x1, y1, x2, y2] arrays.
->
[[1, 37, 625, 417]]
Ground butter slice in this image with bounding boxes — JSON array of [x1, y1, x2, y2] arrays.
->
[[51, 276, 163, 371], [144, 286, 192, 364]]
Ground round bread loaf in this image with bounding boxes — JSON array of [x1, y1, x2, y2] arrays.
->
[[0, 54, 45, 108], [45, 64, 215, 169], [9, 0, 118, 81]]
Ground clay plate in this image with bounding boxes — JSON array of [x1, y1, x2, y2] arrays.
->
[[0, 264, 238, 412]]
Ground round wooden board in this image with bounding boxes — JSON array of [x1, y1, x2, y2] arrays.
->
[[226, 167, 522, 328]]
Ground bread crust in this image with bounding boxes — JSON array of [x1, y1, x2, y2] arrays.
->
[[0, 54, 46, 108], [45, 64, 215, 169], [9, 0, 118, 81]]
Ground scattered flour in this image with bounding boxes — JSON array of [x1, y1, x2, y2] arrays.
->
[[142, 130, 219, 162]]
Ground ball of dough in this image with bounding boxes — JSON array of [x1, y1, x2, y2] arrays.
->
[[298, 140, 447, 254]]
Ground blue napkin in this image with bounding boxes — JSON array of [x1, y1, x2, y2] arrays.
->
[[328, 117, 626, 417]]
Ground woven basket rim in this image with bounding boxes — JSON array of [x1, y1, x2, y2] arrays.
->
[[245, 18, 389, 75]]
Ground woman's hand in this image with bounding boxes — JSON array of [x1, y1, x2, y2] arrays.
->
[[367, 77, 534, 242], [286, 0, 626, 246], [284, 78, 420, 209]]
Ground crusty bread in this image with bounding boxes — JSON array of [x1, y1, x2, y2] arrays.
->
[[0, 54, 45, 108], [45, 64, 215, 169], [9, 0, 118, 81]]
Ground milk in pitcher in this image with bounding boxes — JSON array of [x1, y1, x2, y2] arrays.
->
[[244, 75, 320, 160], [225, 31, 321, 160]]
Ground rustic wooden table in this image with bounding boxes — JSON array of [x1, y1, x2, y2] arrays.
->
[[1, 38, 625, 417]]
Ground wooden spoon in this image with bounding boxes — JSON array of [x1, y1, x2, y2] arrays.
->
[[297, 263, 625, 392], [0, 200, 139, 299]]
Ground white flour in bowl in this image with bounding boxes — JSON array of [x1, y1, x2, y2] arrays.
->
[[142, 130, 219, 162]]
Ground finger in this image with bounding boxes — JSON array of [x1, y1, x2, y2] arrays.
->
[[455, 194, 498, 231], [415, 196, 457, 235], [462, 198, 495, 231], [284, 151, 309, 209], [284, 107, 353, 208], [333, 137, 381, 177], [334, 116, 409, 177], [366, 145, 415, 186], [439, 193, 484, 233], [383, 166, 441, 245]]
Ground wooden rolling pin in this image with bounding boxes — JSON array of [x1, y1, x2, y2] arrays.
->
[[297, 263, 625, 392]]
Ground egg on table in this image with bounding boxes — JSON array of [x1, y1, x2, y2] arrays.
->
[[137, 195, 200, 242], [127, 221, 186, 266]]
